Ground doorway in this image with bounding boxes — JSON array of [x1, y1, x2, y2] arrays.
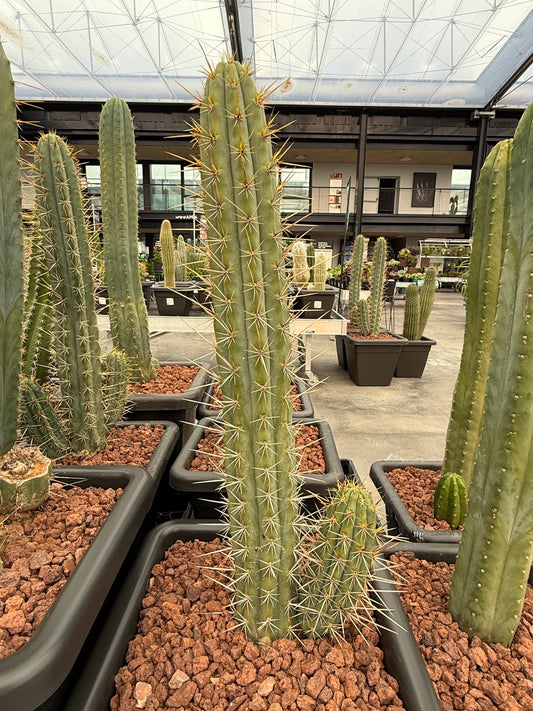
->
[[377, 177, 398, 214]]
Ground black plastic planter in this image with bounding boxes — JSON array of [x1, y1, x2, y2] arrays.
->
[[124, 361, 211, 442], [343, 332, 405, 386], [394, 336, 437, 378], [292, 286, 337, 319], [196, 376, 314, 421], [0, 466, 154, 711], [152, 283, 196, 316], [169, 417, 344, 517], [335, 333, 348, 370], [369, 460, 462, 544], [95, 283, 152, 314], [63, 520, 441, 711]]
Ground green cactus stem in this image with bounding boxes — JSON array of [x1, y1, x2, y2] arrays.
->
[[354, 237, 387, 337], [175, 234, 188, 282], [417, 268, 436, 338], [443, 140, 511, 490], [448, 103, 533, 646], [195, 58, 298, 642], [159, 219, 175, 287], [0, 43, 24, 456], [307, 242, 315, 284], [348, 234, 365, 326], [402, 284, 420, 341], [0, 446, 51, 514], [433, 472, 467, 529], [101, 349, 128, 428], [292, 240, 310, 287], [313, 252, 328, 290], [99, 97, 157, 384], [299, 482, 380, 637]]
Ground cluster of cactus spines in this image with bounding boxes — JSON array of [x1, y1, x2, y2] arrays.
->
[[298, 482, 380, 638], [20, 133, 128, 457], [348, 234, 365, 326], [356, 236, 387, 336], [307, 242, 315, 284], [313, 252, 328, 290], [99, 97, 157, 384], [443, 140, 511, 490], [402, 268, 436, 340], [0, 43, 24, 456], [292, 240, 310, 286], [159, 219, 175, 287], [448, 103, 533, 646], [175, 234, 188, 283], [433, 472, 467, 529]]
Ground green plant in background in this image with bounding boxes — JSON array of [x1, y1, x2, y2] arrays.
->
[[348, 234, 365, 325], [186, 243, 206, 280], [448, 103, 533, 646], [99, 97, 157, 384], [433, 472, 467, 529], [0, 42, 52, 513], [159, 219, 175, 287], [306, 242, 315, 284], [402, 268, 436, 340], [442, 140, 511, 491], [292, 239, 310, 287], [356, 236, 387, 337], [175, 234, 188, 282], [194, 58, 383, 643], [19, 133, 127, 459], [313, 252, 328, 290]]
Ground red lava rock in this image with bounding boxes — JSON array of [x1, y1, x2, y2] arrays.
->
[[128, 364, 200, 394]]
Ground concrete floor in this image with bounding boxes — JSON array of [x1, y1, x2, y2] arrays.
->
[[145, 288, 466, 503]]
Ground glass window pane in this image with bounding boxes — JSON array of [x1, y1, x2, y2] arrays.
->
[[280, 167, 311, 214], [450, 168, 472, 215], [183, 167, 202, 211], [150, 164, 182, 211]]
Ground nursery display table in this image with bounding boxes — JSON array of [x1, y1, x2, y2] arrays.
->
[[97, 313, 348, 382]]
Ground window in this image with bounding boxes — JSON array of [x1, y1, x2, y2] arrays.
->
[[150, 164, 182, 211], [183, 166, 202, 211], [83, 164, 144, 209], [450, 168, 471, 215], [280, 167, 311, 214]]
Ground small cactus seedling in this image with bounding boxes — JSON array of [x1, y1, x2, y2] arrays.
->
[[159, 219, 175, 287], [433, 472, 467, 529]]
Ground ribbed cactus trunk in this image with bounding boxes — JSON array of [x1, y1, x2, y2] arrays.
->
[[448, 103, 533, 646], [348, 234, 365, 326], [0, 43, 24, 456], [159, 219, 175, 287], [175, 235, 188, 282], [99, 97, 157, 383], [292, 240, 310, 287], [443, 141, 511, 489], [196, 59, 298, 643], [356, 236, 386, 336], [402, 268, 436, 340]]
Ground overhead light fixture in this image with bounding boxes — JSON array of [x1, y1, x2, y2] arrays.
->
[[400, 155, 412, 162]]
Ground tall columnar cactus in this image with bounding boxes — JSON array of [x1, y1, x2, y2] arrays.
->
[[99, 97, 157, 384], [299, 482, 380, 637], [159, 219, 175, 287], [313, 252, 328, 290], [175, 234, 188, 283], [19, 133, 127, 457], [357, 236, 387, 337], [194, 59, 382, 643], [402, 268, 436, 340], [348, 234, 365, 325], [448, 103, 533, 646], [443, 141, 511, 490], [307, 242, 315, 284], [292, 240, 310, 287]]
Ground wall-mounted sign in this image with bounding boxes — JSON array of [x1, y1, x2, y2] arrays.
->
[[329, 172, 343, 213]]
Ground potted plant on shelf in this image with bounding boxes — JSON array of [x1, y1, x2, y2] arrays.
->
[[151, 221, 197, 315], [290, 239, 337, 318], [394, 268, 437, 378], [64, 57, 439, 711], [337, 235, 405, 386]]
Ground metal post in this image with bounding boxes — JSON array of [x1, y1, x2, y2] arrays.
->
[[466, 113, 491, 237], [355, 111, 368, 236]]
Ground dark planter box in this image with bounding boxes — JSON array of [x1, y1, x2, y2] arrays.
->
[[0, 466, 155, 711], [63, 520, 440, 711], [169, 417, 344, 517], [152, 283, 196, 316], [369, 460, 461, 544], [124, 361, 211, 442], [95, 283, 152, 314], [394, 336, 437, 378], [344, 332, 405, 386], [335, 333, 348, 370], [291, 286, 337, 319], [196, 376, 314, 421]]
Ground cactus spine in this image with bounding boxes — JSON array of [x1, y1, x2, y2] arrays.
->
[[448, 103, 533, 645], [159, 219, 175, 287], [402, 268, 436, 340], [443, 141, 511, 490], [357, 236, 387, 337], [292, 240, 310, 286], [99, 97, 157, 383], [175, 234, 188, 283], [433, 472, 467, 529], [348, 234, 365, 326], [313, 252, 328, 290]]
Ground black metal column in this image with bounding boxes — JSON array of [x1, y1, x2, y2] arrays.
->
[[466, 113, 491, 237], [355, 111, 368, 236]]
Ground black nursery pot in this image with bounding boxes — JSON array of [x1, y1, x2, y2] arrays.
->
[[343, 332, 405, 386], [152, 283, 196, 316], [394, 336, 437, 378], [292, 286, 337, 319], [63, 521, 441, 711], [0, 466, 155, 711], [369, 460, 462, 544]]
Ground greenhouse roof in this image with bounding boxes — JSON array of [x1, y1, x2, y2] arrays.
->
[[2, 0, 532, 108]]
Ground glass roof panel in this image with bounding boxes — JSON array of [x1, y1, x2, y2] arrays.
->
[[1, 0, 532, 107]]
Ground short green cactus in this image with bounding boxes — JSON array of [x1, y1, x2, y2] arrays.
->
[[175, 234, 188, 283], [292, 240, 310, 286], [356, 236, 387, 337], [159, 219, 175, 287], [433, 472, 467, 529], [402, 268, 436, 340], [99, 97, 157, 384], [313, 252, 328, 290]]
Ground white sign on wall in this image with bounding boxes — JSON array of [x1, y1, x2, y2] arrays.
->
[[329, 172, 342, 213]]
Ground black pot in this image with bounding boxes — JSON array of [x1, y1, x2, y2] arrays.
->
[[394, 336, 437, 378], [369, 460, 461, 544], [343, 332, 405, 386], [124, 361, 211, 442], [291, 285, 337, 319], [95, 284, 153, 314], [0, 466, 155, 711], [169, 417, 344, 517], [152, 283, 197, 316], [63, 520, 441, 711], [196, 376, 314, 421], [335, 334, 348, 370]]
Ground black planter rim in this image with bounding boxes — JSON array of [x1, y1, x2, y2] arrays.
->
[[127, 360, 212, 411]]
